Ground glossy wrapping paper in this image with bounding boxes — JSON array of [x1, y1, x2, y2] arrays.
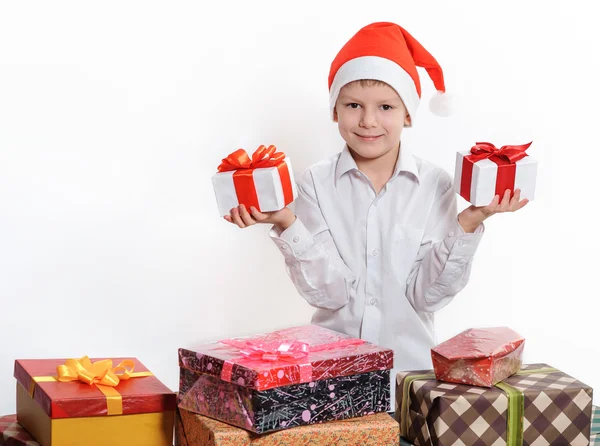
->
[[431, 327, 525, 387], [178, 325, 394, 391], [178, 367, 390, 434], [14, 358, 176, 418], [178, 325, 393, 433]]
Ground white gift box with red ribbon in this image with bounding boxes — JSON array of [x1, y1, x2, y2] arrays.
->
[[212, 145, 297, 217], [454, 142, 538, 207]]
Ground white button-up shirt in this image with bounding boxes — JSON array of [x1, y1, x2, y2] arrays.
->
[[270, 144, 483, 400]]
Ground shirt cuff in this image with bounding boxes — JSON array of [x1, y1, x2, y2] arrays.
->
[[269, 218, 315, 257], [443, 218, 484, 256]]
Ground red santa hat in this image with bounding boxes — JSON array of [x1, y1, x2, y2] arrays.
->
[[328, 22, 451, 126]]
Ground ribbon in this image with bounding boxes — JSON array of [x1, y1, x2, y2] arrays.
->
[[216, 145, 294, 212], [29, 356, 154, 416], [400, 366, 559, 446], [218, 337, 366, 387], [460, 141, 532, 204]]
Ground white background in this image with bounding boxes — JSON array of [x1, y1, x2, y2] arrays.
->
[[1, 0, 598, 416]]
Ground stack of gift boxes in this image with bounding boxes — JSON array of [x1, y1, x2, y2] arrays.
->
[[2, 325, 599, 445], [3, 143, 599, 445], [176, 324, 400, 444]]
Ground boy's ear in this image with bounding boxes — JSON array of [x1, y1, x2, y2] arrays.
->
[[404, 113, 412, 127], [333, 107, 338, 123]]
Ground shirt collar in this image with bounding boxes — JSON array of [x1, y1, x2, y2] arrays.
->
[[335, 143, 420, 184]]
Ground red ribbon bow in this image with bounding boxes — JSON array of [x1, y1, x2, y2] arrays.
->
[[221, 339, 310, 363], [469, 141, 532, 164], [218, 145, 285, 172]]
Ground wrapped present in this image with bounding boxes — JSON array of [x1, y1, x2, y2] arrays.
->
[[395, 363, 593, 446], [175, 406, 400, 446], [592, 405, 600, 445], [14, 356, 176, 446], [454, 141, 537, 206], [431, 327, 525, 387], [178, 324, 393, 433], [212, 144, 297, 217], [1, 415, 39, 446]]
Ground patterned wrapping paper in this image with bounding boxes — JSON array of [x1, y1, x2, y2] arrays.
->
[[14, 358, 176, 418], [0, 415, 39, 446], [431, 327, 525, 387], [178, 367, 390, 434], [179, 325, 393, 391], [395, 363, 593, 446], [175, 406, 399, 446], [400, 405, 600, 445]]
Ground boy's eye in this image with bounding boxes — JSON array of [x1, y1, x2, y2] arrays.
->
[[346, 103, 360, 109], [381, 104, 393, 111]]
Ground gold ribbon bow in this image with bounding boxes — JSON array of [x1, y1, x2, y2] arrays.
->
[[30, 356, 153, 416]]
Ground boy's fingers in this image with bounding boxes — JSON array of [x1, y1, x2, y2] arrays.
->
[[239, 205, 255, 226], [516, 198, 529, 210], [250, 206, 267, 221], [231, 207, 246, 228], [224, 215, 234, 223], [509, 189, 521, 210], [484, 195, 500, 214], [499, 189, 511, 211]]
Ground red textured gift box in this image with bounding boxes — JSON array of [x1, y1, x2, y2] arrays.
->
[[431, 327, 525, 387]]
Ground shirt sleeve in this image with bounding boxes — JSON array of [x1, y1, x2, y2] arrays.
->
[[405, 171, 484, 313], [269, 170, 357, 311]]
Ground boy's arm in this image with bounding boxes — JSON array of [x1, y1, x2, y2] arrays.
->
[[269, 172, 357, 311], [405, 172, 483, 313]]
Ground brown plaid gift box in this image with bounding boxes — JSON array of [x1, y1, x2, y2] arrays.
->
[[0, 415, 39, 446], [395, 363, 593, 445]]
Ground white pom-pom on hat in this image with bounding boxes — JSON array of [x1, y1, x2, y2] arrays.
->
[[429, 90, 452, 117]]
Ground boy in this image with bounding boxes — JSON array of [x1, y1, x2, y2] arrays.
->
[[224, 22, 527, 399]]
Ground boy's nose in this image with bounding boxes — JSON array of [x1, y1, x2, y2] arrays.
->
[[359, 110, 378, 128]]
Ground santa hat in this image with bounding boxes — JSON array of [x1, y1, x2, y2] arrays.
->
[[328, 22, 451, 126]]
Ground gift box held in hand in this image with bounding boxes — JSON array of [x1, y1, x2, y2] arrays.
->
[[395, 363, 593, 446], [212, 145, 298, 217], [14, 356, 176, 446], [431, 327, 525, 387], [454, 141, 537, 206], [178, 325, 393, 434], [175, 406, 400, 446]]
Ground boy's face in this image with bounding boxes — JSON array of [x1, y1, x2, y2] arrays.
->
[[334, 81, 410, 161]]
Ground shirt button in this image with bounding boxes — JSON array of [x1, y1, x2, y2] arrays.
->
[[458, 240, 465, 247], [449, 231, 455, 237], [354, 171, 361, 178], [369, 298, 376, 305], [372, 248, 380, 256], [281, 244, 288, 250], [292, 236, 300, 243]]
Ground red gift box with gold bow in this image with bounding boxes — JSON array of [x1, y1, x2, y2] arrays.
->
[[14, 357, 176, 446], [454, 141, 537, 206], [212, 145, 297, 217]]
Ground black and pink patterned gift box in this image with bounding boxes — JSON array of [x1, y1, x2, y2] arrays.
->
[[178, 325, 393, 433]]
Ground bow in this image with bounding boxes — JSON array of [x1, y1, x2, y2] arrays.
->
[[469, 141, 532, 164], [217, 144, 285, 172], [56, 356, 144, 387]]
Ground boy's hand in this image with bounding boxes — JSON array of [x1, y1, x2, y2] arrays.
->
[[224, 205, 296, 231], [458, 189, 529, 233]]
